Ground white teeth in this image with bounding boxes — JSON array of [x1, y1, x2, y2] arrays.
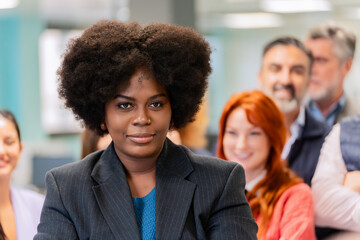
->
[[237, 153, 250, 158]]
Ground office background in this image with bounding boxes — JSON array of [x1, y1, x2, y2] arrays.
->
[[1, 0, 360, 189]]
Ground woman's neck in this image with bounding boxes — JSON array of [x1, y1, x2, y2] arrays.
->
[[127, 167, 156, 198], [0, 178, 11, 207], [0, 178, 17, 240], [115, 152, 158, 198]]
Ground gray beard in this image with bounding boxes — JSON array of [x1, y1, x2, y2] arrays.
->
[[262, 88, 302, 114], [273, 98, 298, 113]]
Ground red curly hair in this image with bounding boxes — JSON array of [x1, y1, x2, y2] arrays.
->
[[216, 90, 302, 238]]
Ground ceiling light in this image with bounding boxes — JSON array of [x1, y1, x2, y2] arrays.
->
[[223, 13, 284, 29], [260, 0, 331, 13], [0, 0, 19, 9]]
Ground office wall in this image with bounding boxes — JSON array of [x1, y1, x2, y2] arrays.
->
[[0, 0, 195, 187]]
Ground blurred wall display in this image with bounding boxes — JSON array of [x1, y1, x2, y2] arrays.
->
[[0, 0, 19, 9], [39, 29, 83, 134]]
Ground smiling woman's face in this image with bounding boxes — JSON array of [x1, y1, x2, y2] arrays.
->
[[104, 68, 172, 163], [222, 107, 270, 182], [0, 117, 22, 180]]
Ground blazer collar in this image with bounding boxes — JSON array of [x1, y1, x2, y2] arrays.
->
[[90, 139, 194, 182], [91, 143, 141, 240], [156, 138, 194, 178], [90, 140, 196, 239], [155, 139, 196, 239]]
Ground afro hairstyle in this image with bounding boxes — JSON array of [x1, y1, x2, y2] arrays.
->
[[58, 20, 212, 135]]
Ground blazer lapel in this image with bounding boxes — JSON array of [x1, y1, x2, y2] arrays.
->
[[156, 139, 196, 240], [91, 143, 141, 240]]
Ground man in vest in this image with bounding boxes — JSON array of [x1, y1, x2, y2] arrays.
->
[[312, 114, 360, 237], [258, 36, 330, 186]]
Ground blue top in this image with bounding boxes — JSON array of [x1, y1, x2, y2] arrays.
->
[[133, 187, 156, 240], [306, 94, 346, 126]]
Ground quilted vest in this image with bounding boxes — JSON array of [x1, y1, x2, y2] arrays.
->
[[340, 115, 360, 171]]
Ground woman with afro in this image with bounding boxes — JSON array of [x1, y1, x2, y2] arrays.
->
[[34, 20, 257, 240]]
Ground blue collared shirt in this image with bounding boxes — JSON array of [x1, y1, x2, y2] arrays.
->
[[281, 107, 305, 159], [306, 95, 346, 126]]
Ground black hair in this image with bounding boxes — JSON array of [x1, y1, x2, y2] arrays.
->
[[0, 109, 21, 141], [58, 20, 212, 135], [263, 36, 313, 71]]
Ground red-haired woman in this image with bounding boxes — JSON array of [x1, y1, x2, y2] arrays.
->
[[217, 90, 316, 240]]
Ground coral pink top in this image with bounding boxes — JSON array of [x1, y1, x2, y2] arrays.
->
[[257, 183, 316, 240]]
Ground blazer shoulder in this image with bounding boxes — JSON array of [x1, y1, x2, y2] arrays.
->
[[48, 150, 104, 179], [185, 146, 238, 167], [180, 146, 244, 179]]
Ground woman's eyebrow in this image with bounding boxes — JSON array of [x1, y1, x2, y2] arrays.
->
[[148, 93, 168, 101], [114, 93, 168, 101], [113, 94, 135, 100]]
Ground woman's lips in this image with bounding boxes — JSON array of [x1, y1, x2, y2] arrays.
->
[[127, 133, 155, 144], [0, 159, 8, 168], [235, 153, 252, 160]]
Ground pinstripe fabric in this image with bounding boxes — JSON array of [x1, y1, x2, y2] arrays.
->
[[35, 139, 258, 239]]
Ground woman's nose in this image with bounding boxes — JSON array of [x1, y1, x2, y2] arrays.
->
[[235, 135, 247, 150], [133, 108, 151, 126]]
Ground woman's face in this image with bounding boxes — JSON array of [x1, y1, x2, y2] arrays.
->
[[222, 107, 270, 181], [0, 117, 22, 179], [104, 68, 172, 163]]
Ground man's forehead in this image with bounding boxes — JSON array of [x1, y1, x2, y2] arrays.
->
[[306, 38, 335, 56], [262, 45, 310, 66]]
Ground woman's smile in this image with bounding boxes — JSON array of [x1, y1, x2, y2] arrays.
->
[[0, 159, 8, 168], [127, 133, 156, 144], [234, 152, 252, 160]]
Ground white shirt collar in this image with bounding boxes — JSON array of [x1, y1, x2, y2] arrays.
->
[[245, 170, 267, 192]]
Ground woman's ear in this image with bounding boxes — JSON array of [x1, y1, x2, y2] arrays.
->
[[100, 121, 107, 131]]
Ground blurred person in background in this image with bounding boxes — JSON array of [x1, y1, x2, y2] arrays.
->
[[305, 21, 360, 126], [217, 90, 315, 240], [258, 36, 330, 186], [311, 114, 360, 239], [81, 128, 112, 159], [35, 20, 258, 239], [0, 110, 44, 240], [166, 98, 212, 156]]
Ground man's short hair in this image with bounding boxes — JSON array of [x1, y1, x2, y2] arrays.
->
[[262, 36, 313, 71], [308, 21, 356, 62]]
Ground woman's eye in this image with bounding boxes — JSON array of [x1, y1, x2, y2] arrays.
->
[[149, 102, 163, 108], [225, 130, 237, 136], [5, 139, 15, 145], [249, 131, 261, 136], [117, 103, 133, 109]]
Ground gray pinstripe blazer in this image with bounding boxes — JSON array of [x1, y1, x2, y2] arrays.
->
[[35, 139, 257, 239]]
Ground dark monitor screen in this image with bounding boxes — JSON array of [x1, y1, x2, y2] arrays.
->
[[32, 155, 74, 189]]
